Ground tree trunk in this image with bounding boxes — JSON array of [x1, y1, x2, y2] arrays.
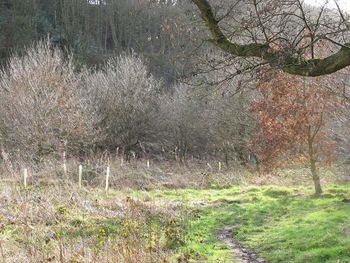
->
[[307, 128, 322, 196], [310, 158, 322, 196], [108, 9, 119, 51], [224, 150, 229, 168]]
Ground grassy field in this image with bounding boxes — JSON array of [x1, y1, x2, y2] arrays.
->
[[154, 185, 350, 262], [0, 164, 349, 262]]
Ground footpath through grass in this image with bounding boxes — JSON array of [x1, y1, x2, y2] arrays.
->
[[151, 185, 350, 262], [0, 180, 349, 262]]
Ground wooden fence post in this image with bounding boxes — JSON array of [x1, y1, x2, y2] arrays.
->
[[63, 151, 67, 176], [24, 168, 28, 189], [78, 165, 83, 191], [105, 166, 110, 192]]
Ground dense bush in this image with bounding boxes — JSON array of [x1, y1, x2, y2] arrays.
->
[[0, 41, 94, 163], [0, 41, 255, 166], [84, 54, 161, 159]]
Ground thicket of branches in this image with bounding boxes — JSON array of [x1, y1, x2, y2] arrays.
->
[[0, 42, 254, 165]]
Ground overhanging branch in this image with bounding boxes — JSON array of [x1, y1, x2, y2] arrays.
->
[[192, 0, 350, 76]]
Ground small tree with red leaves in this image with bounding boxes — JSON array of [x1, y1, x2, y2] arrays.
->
[[251, 70, 338, 195]]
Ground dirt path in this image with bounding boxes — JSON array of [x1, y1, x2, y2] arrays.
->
[[217, 227, 269, 263]]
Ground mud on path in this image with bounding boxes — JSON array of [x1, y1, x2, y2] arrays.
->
[[217, 227, 269, 263]]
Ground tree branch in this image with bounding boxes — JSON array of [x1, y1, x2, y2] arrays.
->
[[192, 0, 350, 76]]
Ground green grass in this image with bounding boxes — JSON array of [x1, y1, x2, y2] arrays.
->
[[148, 185, 350, 262], [1, 180, 350, 262]]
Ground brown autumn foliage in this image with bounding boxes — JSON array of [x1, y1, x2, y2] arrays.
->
[[250, 70, 339, 169]]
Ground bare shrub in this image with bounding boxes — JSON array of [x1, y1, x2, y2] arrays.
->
[[84, 54, 161, 160], [206, 88, 255, 167], [0, 41, 94, 164], [159, 84, 207, 162]]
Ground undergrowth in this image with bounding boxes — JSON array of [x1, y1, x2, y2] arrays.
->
[[0, 162, 349, 262]]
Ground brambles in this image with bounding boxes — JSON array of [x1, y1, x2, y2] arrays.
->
[[165, 217, 186, 247]]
